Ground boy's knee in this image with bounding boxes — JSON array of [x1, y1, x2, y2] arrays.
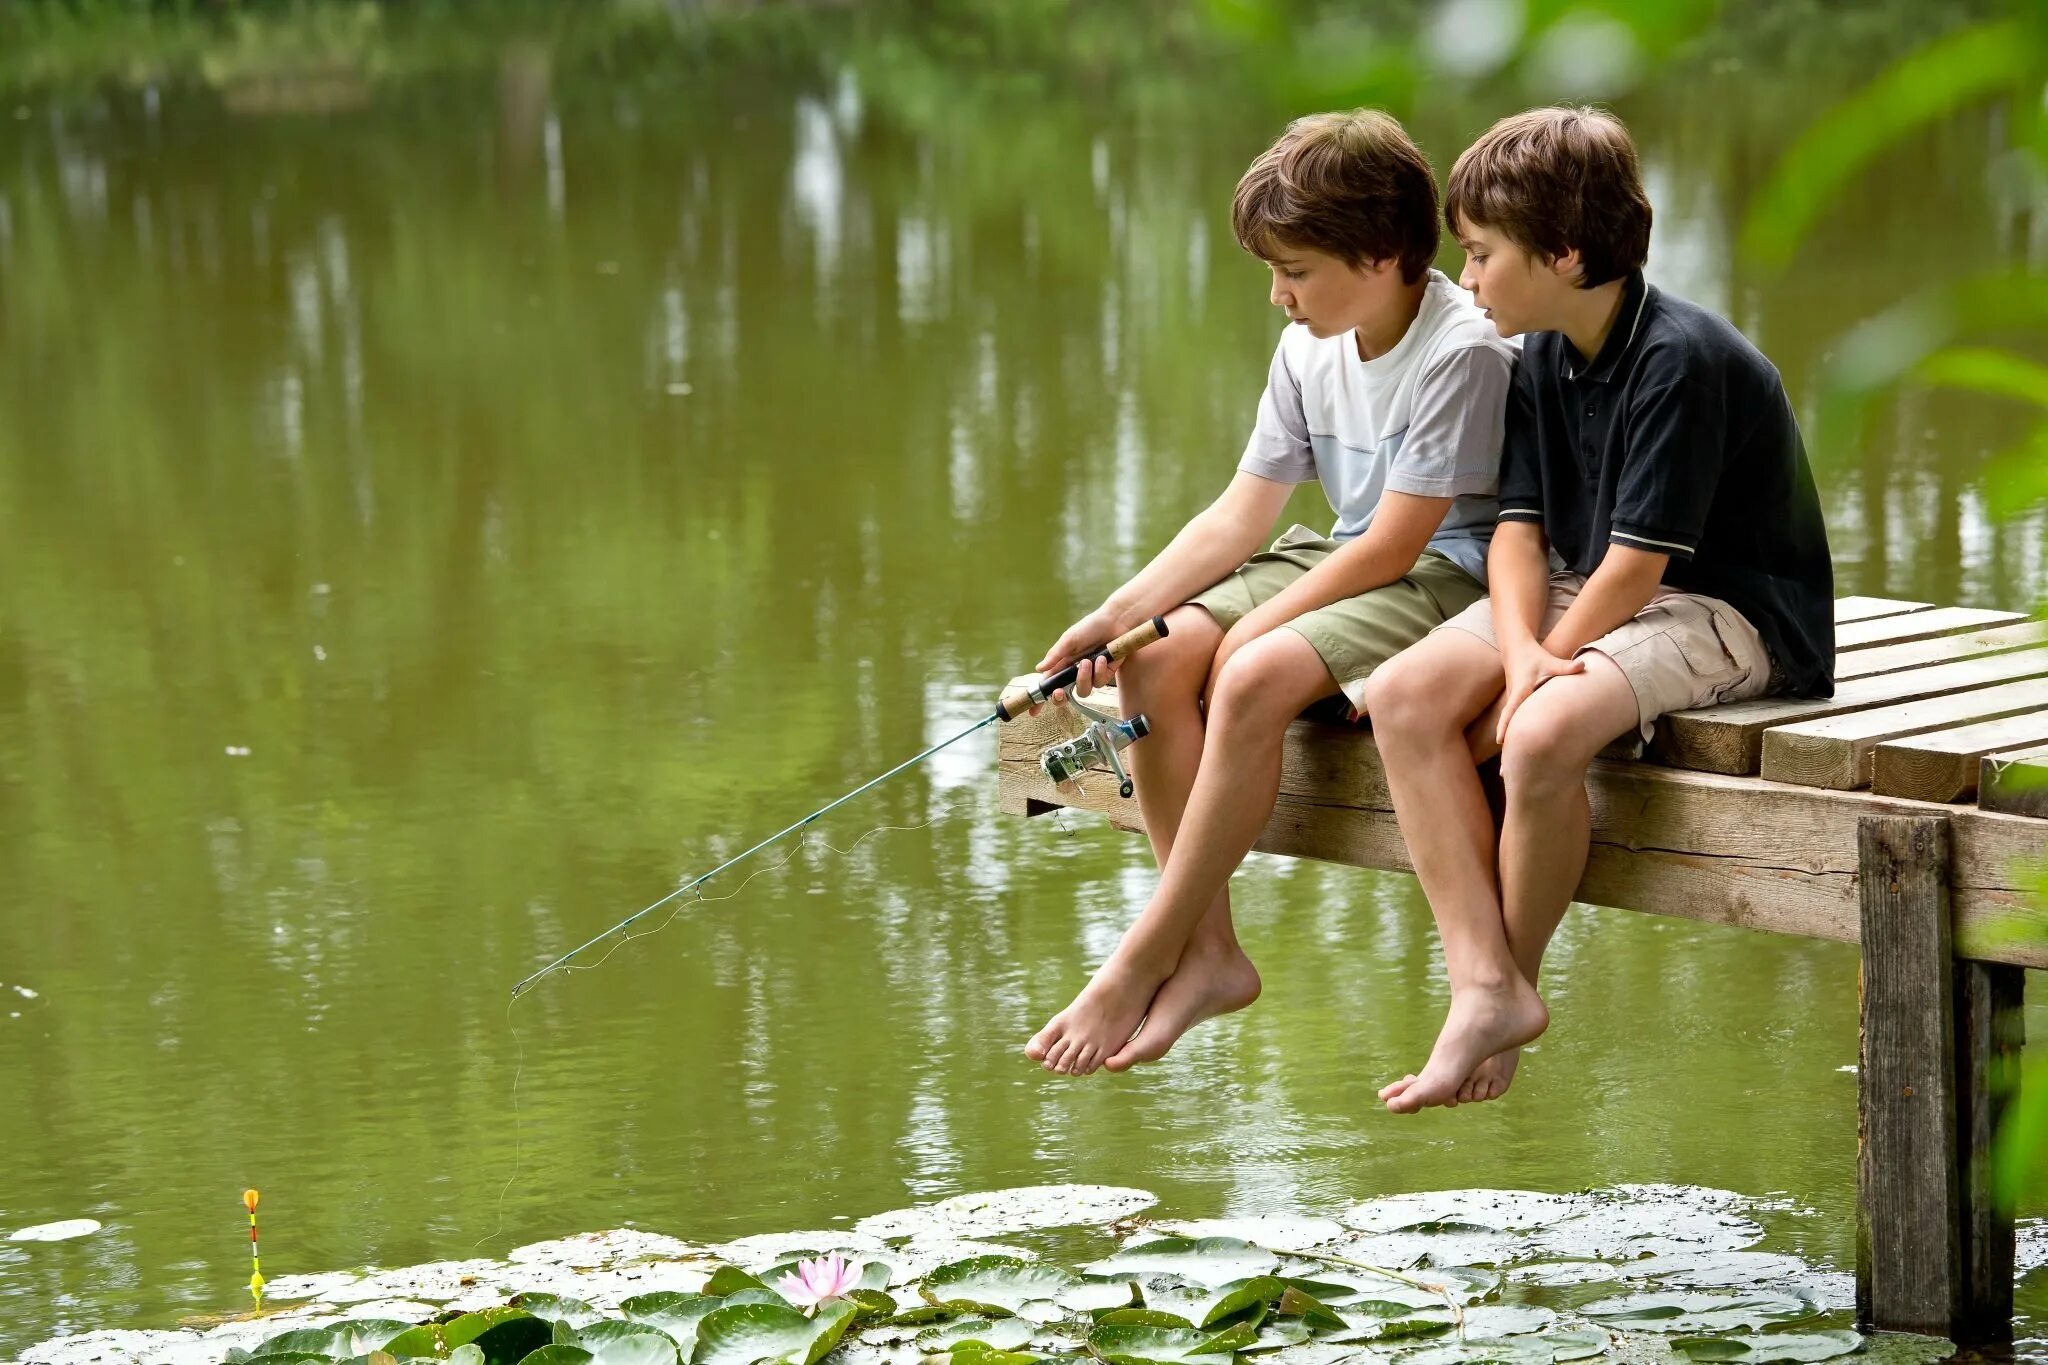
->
[[1499, 713, 1585, 797], [1363, 651, 1451, 731], [1207, 641, 1304, 728], [1119, 609, 1217, 698]]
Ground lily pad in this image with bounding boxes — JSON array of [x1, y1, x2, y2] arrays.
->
[[1083, 1323, 1241, 1365], [1136, 1276, 1286, 1328], [1532, 1190, 1763, 1260], [1085, 1239, 1278, 1288], [1148, 1220, 1345, 1254], [1055, 1278, 1137, 1313], [565, 1320, 683, 1365], [714, 1232, 889, 1271], [1399, 1326, 1609, 1364], [1578, 1290, 1820, 1334], [254, 1320, 414, 1357], [1622, 1251, 1815, 1290], [1672, 1332, 1864, 1363], [512, 1295, 611, 1329], [522, 1349, 597, 1365], [1341, 1191, 1589, 1235], [706, 1268, 772, 1297], [621, 1294, 724, 1357], [921, 1256, 1078, 1316], [8, 1219, 103, 1243], [383, 1307, 537, 1358], [508, 1231, 707, 1269], [694, 1298, 858, 1365], [1501, 1262, 1621, 1287], [914, 1318, 1036, 1351], [855, 1187, 1157, 1240]]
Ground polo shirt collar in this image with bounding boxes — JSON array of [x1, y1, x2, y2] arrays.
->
[[1565, 269, 1650, 384]]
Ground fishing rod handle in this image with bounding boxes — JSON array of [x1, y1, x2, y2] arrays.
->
[[996, 614, 1170, 722]]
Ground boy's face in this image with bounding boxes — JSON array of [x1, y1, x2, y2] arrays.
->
[[1452, 215, 1578, 337], [1260, 244, 1405, 341]]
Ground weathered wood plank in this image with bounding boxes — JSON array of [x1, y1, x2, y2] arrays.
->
[[1833, 596, 1932, 624], [1954, 961, 2024, 1343], [1653, 644, 2048, 775], [1838, 619, 2048, 682], [1980, 743, 2048, 818], [1761, 675, 2048, 790], [1874, 714, 2048, 803], [998, 691, 2048, 967], [1855, 816, 1961, 1335], [1836, 606, 2028, 651]]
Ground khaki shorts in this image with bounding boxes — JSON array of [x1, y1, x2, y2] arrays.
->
[[1435, 570, 1775, 743], [1190, 524, 1487, 715]]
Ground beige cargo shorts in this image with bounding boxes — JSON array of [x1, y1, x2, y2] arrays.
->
[[1189, 524, 1487, 715], [1435, 569, 1775, 743]]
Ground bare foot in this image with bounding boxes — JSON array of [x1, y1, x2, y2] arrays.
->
[[1102, 939, 1261, 1071], [1383, 981, 1547, 1114], [1377, 1048, 1522, 1108], [1025, 957, 1169, 1076]]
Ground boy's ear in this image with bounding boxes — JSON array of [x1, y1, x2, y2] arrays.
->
[[1547, 246, 1585, 286]]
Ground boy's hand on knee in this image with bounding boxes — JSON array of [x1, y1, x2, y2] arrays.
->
[[1496, 645, 1584, 743]]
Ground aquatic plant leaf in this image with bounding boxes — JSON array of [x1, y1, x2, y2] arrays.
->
[[622, 1295, 725, 1357], [384, 1307, 538, 1358], [1358, 1312, 1453, 1342], [1241, 1317, 1311, 1353], [1340, 1191, 1588, 1235], [522, 1349, 596, 1365], [1136, 1275, 1285, 1329], [1097, 1310, 1193, 1329], [448, 1348, 487, 1365], [706, 1268, 772, 1297], [1398, 1326, 1608, 1364], [244, 1353, 334, 1364], [471, 1316, 560, 1365], [1083, 1239, 1278, 1288], [1272, 1289, 1343, 1331], [1578, 1290, 1819, 1333], [1056, 1278, 1138, 1313], [514, 1296, 609, 1329], [1502, 1262, 1620, 1287], [854, 1187, 1156, 1240], [846, 1289, 897, 1320], [566, 1320, 684, 1365], [1672, 1332, 1864, 1364], [256, 1320, 415, 1358], [1082, 1323, 1240, 1365], [915, 1317, 1036, 1351], [1146, 1220, 1345, 1254], [693, 1297, 858, 1365], [937, 1345, 1048, 1365], [921, 1256, 1078, 1316]]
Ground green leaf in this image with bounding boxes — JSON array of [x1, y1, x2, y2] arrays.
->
[[1273, 1289, 1343, 1331], [1672, 1332, 1864, 1364], [1083, 1240, 1279, 1288], [244, 1355, 333, 1365], [622, 1295, 725, 1358], [1740, 20, 2036, 268], [692, 1297, 858, 1365], [256, 1322, 415, 1358], [514, 1296, 609, 1329], [847, 1289, 897, 1320], [1057, 1278, 1139, 1313], [916, 1318, 1037, 1351], [1579, 1291, 1819, 1334], [471, 1317, 558, 1365], [1083, 1323, 1239, 1365], [1241, 1317, 1310, 1353], [1096, 1310, 1195, 1329], [1137, 1276, 1284, 1329], [940, 1347, 1047, 1365], [448, 1349, 486, 1365], [1399, 1326, 1609, 1364], [922, 1256, 1079, 1316], [521, 1350, 596, 1365], [566, 1321, 683, 1365], [706, 1266, 771, 1297]]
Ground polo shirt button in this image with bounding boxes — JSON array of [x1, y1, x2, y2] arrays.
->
[[1584, 403, 1596, 416]]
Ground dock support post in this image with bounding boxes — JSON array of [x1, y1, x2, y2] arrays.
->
[[1856, 814, 1961, 1336], [1954, 958, 2024, 1342]]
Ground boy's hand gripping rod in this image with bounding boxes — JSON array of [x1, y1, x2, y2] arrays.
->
[[509, 615, 1170, 997]]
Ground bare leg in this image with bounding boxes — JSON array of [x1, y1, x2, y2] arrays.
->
[[1031, 629, 1339, 1075], [1026, 605, 1224, 1064], [1364, 631, 1548, 1114]]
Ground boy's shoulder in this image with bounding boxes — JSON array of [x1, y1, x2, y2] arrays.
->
[[1522, 278, 1781, 397], [1278, 271, 1515, 391]]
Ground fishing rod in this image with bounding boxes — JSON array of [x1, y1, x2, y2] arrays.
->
[[509, 615, 1171, 997]]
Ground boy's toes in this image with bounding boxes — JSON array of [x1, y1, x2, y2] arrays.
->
[[1377, 1074, 1419, 1102]]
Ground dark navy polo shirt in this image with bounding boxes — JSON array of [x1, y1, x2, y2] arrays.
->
[[1496, 271, 1835, 698]]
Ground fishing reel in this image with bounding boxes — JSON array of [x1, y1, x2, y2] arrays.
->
[[1041, 695, 1151, 799]]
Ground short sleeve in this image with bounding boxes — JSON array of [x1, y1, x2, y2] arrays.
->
[[1237, 335, 1317, 484], [1494, 357, 1544, 527], [1610, 378, 1726, 559], [1383, 344, 1511, 498]]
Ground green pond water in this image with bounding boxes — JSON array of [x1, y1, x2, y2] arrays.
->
[[1, 6, 2045, 1359]]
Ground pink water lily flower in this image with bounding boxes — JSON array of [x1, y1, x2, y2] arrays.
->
[[776, 1253, 860, 1313]]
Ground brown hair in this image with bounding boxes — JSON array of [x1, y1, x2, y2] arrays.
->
[[1444, 106, 1651, 289], [1231, 110, 1440, 285]]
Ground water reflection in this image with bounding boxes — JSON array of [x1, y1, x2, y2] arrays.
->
[[0, 14, 2044, 1360]]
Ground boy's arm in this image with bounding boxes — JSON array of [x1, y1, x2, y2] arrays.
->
[[1210, 490, 1453, 641]]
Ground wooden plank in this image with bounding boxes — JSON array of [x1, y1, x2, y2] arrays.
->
[[1653, 643, 2048, 775], [1855, 815, 1961, 1336], [1837, 606, 2028, 652], [1760, 675, 2048, 790], [998, 690, 2048, 967], [1833, 596, 1932, 624], [1875, 715, 2048, 803], [1838, 619, 2048, 682], [1953, 961, 2024, 1344], [1980, 743, 2048, 818]]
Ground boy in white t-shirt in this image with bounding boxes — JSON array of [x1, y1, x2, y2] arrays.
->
[[1026, 110, 1517, 1076]]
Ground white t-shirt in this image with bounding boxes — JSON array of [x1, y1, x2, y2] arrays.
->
[[1238, 269, 1518, 585]]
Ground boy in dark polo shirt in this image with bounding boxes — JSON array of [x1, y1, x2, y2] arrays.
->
[[1362, 106, 1833, 1113]]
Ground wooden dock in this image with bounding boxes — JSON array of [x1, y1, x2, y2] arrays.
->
[[997, 595, 2046, 1345]]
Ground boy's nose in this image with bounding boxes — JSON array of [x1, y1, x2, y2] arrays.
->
[[1270, 280, 1292, 309], [1459, 262, 1479, 294]]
